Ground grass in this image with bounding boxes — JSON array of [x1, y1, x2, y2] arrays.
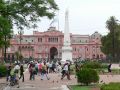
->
[[69, 85, 91, 90], [101, 83, 120, 90]]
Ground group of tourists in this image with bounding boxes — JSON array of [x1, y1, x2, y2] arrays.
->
[[27, 60, 71, 80], [6, 59, 72, 88]]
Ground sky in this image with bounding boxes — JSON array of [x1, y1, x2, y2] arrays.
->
[[14, 0, 120, 35]]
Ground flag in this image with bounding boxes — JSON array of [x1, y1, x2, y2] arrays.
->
[[50, 17, 58, 27]]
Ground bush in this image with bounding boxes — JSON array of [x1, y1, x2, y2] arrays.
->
[[101, 64, 108, 69], [82, 61, 101, 69], [101, 83, 120, 90], [70, 65, 75, 74], [77, 68, 99, 85], [0, 64, 7, 77]]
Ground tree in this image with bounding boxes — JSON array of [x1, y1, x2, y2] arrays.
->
[[0, 16, 12, 63], [101, 16, 120, 62], [0, 0, 58, 61], [0, 0, 58, 29]]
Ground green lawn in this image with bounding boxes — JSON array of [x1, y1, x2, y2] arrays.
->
[[70, 85, 90, 90], [101, 83, 120, 90]]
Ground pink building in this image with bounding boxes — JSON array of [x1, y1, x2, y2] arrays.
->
[[5, 27, 105, 61]]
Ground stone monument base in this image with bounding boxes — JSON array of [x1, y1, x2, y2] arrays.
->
[[61, 46, 72, 64]]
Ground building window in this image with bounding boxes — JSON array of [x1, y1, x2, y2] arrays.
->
[[38, 38, 42, 42], [92, 54, 95, 59], [86, 48, 88, 51], [48, 38, 50, 42], [48, 37, 58, 43], [11, 46, 15, 51], [75, 48, 76, 51], [100, 54, 103, 58], [97, 54, 99, 59]]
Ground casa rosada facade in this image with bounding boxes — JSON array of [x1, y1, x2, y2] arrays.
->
[[3, 27, 105, 61]]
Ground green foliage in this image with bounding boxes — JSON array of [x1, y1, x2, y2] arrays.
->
[[0, 0, 58, 29], [0, 0, 58, 47], [77, 68, 99, 85], [14, 51, 23, 61], [82, 61, 101, 69], [70, 64, 75, 74], [0, 64, 7, 77], [101, 16, 120, 62], [101, 64, 108, 69], [101, 83, 120, 90]]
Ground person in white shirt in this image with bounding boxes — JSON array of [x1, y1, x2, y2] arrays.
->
[[61, 62, 69, 80], [14, 64, 20, 88], [57, 62, 62, 76]]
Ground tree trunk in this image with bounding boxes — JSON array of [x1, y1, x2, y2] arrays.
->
[[1, 47, 4, 64]]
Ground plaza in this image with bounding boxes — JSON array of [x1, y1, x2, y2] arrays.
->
[[0, 64, 120, 90], [1, 0, 120, 90]]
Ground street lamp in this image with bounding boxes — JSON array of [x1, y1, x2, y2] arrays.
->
[[18, 29, 24, 60], [28, 41, 31, 60], [46, 48, 49, 61]]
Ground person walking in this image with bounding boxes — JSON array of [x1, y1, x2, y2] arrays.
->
[[19, 65, 24, 82], [41, 62, 50, 80], [57, 62, 62, 76], [67, 62, 71, 80], [108, 63, 112, 76], [29, 64, 33, 80], [6, 65, 11, 82], [61, 62, 70, 80]]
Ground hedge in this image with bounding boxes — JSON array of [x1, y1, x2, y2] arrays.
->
[[82, 61, 101, 69]]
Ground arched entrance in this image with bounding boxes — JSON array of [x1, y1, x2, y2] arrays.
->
[[50, 47, 58, 60]]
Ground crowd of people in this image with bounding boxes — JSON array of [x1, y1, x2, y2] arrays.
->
[[5, 59, 114, 89], [27, 60, 72, 80], [6, 60, 73, 88]]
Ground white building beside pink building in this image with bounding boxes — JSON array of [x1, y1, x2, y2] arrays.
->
[[5, 27, 105, 61]]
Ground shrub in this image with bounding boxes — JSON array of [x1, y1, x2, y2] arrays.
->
[[77, 68, 99, 85], [0, 64, 7, 77], [70, 65, 75, 74], [101, 83, 120, 90], [82, 61, 101, 69], [101, 64, 108, 69]]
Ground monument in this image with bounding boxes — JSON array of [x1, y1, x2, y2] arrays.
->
[[61, 9, 73, 64]]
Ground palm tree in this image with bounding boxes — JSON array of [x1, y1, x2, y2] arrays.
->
[[106, 16, 118, 62]]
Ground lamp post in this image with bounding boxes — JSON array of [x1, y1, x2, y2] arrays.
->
[[28, 41, 31, 60], [46, 48, 49, 61], [18, 30, 24, 61]]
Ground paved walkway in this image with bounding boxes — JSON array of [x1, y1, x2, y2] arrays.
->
[[0, 70, 77, 90], [1, 72, 120, 90], [0, 64, 120, 90]]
